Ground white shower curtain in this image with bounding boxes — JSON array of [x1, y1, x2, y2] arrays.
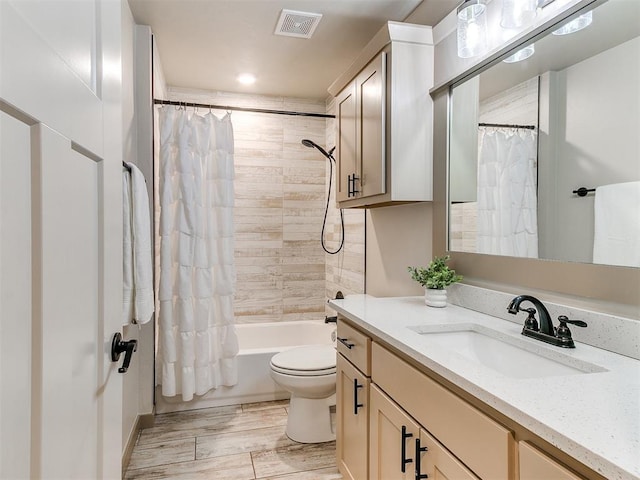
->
[[157, 107, 238, 401], [476, 128, 538, 258]]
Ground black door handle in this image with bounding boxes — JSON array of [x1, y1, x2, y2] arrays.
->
[[415, 437, 429, 479], [401, 425, 414, 473], [337, 337, 354, 349], [353, 378, 364, 415], [111, 332, 137, 373]]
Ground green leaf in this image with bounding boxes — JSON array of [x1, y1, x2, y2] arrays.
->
[[407, 255, 463, 290]]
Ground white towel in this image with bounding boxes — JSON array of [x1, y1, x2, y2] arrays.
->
[[123, 162, 154, 325], [593, 181, 640, 268], [123, 170, 134, 325]]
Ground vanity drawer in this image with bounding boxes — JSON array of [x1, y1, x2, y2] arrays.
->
[[337, 319, 371, 376], [372, 342, 514, 480]]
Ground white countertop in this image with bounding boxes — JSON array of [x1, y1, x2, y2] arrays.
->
[[329, 294, 640, 480]]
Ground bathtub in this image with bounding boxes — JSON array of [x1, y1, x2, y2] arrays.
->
[[155, 320, 336, 413]]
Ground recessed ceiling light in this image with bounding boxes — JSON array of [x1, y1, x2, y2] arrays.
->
[[237, 73, 256, 85]]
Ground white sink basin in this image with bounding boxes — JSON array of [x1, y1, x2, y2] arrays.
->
[[407, 323, 607, 379]]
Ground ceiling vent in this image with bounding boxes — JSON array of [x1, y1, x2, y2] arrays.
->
[[274, 9, 323, 39]]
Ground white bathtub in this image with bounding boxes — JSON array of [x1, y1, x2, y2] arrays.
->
[[156, 320, 336, 413]]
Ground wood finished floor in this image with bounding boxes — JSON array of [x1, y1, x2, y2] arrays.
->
[[125, 400, 342, 480]]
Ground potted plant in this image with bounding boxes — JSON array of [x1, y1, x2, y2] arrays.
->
[[408, 255, 463, 307]]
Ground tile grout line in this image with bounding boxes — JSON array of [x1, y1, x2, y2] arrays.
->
[[250, 449, 258, 479]]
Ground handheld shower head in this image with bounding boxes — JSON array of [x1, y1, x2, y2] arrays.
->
[[300, 138, 344, 255], [301, 139, 333, 160]]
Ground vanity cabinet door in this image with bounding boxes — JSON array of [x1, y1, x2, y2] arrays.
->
[[336, 354, 369, 480], [370, 384, 420, 480], [519, 442, 583, 480], [417, 429, 480, 480]]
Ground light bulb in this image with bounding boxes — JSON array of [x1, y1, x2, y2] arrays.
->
[[501, 0, 537, 29], [457, 0, 488, 58], [503, 43, 535, 63], [552, 11, 593, 35]]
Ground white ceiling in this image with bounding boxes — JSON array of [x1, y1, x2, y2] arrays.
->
[[127, 0, 459, 101]]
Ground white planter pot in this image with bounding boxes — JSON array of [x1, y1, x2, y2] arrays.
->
[[425, 288, 447, 307]]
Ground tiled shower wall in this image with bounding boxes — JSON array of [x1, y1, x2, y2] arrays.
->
[[165, 88, 364, 324]]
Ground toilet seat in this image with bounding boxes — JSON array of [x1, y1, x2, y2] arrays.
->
[[270, 345, 336, 377]]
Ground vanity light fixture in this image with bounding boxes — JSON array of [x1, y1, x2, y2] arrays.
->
[[503, 43, 535, 63], [501, 0, 537, 29], [457, 0, 488, 58], [552, 10, 593, 35]]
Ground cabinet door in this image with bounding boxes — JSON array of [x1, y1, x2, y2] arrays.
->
[[337, 354, 369, 480], [370, 384, 420, 480], [519, 442, 583, 480], [416, 429, 480, 480], [336, 80, 357, 202], [357, 51, 386, 199]]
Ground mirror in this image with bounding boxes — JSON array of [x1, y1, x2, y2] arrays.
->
[[448, 0, 640, 268]]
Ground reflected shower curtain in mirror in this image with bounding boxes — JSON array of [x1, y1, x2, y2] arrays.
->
[[477, 128, 538, 258], [157, 107, 238, 401]]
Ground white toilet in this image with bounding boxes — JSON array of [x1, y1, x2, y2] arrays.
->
[[270, 344, 336, 443]]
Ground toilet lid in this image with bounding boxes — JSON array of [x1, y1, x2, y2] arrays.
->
[[270, 345, 336, 374]]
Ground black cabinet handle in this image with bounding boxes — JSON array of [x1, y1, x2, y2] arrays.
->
[[337, 337, 355, 349], [347, 172, 360, 197], [415, 438, 429, 479], [353, 378, 364, 415], [401, 425, 414, 473]]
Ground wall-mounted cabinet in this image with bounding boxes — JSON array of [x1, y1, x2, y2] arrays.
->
[[329, 22, 434, 209]]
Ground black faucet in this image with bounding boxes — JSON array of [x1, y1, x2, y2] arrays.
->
[[507, 294, 554, 335], [507, 295, 587, 348]]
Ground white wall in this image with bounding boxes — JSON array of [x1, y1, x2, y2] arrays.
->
[[121, 19, 157, 455], [121, 3, 139, 454], [366, 203, 433, 297], [538, 37, 640, 263]]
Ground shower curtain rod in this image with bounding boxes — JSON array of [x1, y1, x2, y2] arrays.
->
[[479, 123, 536, 130], [153, 99, 335, 119]]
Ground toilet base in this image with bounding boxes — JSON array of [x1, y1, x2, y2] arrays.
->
[[285, 393, 336, 443]]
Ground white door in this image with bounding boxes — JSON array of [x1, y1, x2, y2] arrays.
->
[[0, 1, 123, 478]]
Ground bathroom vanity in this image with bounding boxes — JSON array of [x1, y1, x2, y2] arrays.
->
[[330, 294, 640, 480]]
